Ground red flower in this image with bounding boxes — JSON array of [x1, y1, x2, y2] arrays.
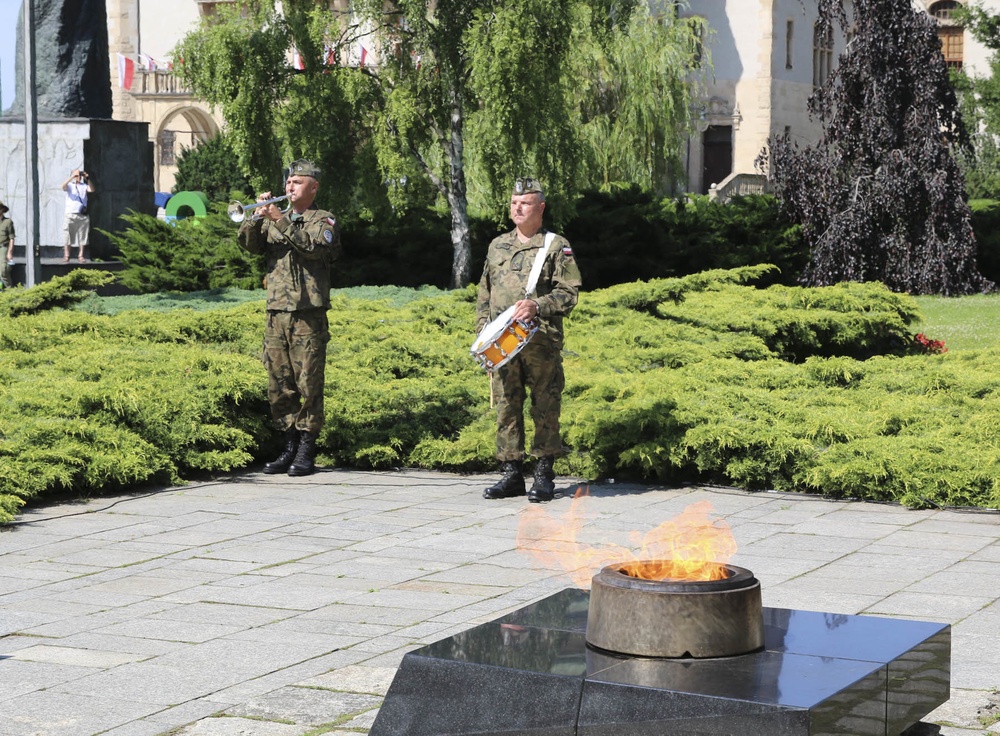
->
[[913, 333, 947, 354]]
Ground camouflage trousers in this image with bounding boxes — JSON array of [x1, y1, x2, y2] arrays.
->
[[493, 338, 565, 461], [263, 308, 329, 433]]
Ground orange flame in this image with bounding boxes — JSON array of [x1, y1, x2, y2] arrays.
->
[[517, 489, 737, 588]]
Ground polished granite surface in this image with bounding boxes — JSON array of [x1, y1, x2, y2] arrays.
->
[[370, 588, 950, 736]]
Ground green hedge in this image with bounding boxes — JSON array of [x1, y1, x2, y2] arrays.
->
[[110, 193, 1000, 295], [970, 198, 1000, 285], [563, 189, 806, 289], [3, 266, 998, 523], [107, 191, 805, 292]]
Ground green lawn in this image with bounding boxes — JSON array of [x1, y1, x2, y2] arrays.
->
[[914, 293, 1000, 351]]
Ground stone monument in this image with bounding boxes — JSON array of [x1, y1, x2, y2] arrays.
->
[[9, 0, 113, 119], [1, 0, 154, 272]]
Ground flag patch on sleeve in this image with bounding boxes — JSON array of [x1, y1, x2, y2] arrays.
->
[[326, 217, 337, 227], [563, 246, 574, 255]]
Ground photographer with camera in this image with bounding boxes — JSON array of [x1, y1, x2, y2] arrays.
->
[[61, 168, 94, 263]]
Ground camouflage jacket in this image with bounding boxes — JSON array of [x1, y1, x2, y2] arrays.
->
[[476, 229, 581, 347], [238, 207, 340, 312], [0, 218, 14, 247]]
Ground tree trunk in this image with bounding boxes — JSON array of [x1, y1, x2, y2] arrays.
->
[[446, 95, 471, 289]]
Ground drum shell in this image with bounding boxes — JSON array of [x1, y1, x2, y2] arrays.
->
[[471, 307, 538, 370]]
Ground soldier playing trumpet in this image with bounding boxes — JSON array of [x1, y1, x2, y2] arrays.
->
[[238, 160, 340, 476]]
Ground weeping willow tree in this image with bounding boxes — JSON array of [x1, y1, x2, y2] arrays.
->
[[574, 1, 708, 192], [175, 0, 706, 287], [348, 0, 585, 287], [351, 0, 707, 283], [174, 1, 375, 207]]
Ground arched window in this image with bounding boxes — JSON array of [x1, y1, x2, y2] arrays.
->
[[929, 1, 962, 21], [813, 23, 833, 88]]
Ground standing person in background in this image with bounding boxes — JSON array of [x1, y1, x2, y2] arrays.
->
[[238, 160, 340, 477], [0, 201, 15, 289], [62, 169, 94, 263], [476, 177, 582, 503]]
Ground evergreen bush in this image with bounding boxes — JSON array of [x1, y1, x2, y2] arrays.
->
[[563, 189, 807, 289], [172, 134, 253, 202], [108, 191, 1000, 295], [3, 268, 997, 523], [969, 199, 1000, 285], [108, 192, 804, 293], [104, 211, 267, 293]]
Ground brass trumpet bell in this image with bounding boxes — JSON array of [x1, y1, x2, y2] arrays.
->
[[227, 195, 292, 223]]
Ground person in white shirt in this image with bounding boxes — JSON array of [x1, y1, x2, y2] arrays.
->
[[62, 169, 94, 263]]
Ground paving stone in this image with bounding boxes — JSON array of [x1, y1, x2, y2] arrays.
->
[[866, 591, 993, 620], [169, 717, 306, 736], [8, 644, 147, 668], [933, 689, 995, 726], [0, 691, 162, 736], [297, 664, 398, 695], [225, 686, 380, 726]]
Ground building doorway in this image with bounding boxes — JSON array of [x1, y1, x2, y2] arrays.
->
[[702, 125, 733, 194]]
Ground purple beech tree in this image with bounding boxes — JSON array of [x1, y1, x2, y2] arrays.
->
[[762, 0, 993, 295]]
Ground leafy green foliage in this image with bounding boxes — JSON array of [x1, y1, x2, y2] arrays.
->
[[173, 134, 253, 201], [175, 0, 706, 287], [3, 269, 998, 523], [571, 3, 707, 193], [104, 211, 266, 293], [952, 5, 1000, 200], [564, 190, 806, 288], [174, 1, 292, 190], [107, 192, 806, 292], [766, 0, 991, 295], [0, 270, 115, 317]]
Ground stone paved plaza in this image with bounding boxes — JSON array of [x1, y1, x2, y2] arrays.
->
[[0, 469, 997, 735]]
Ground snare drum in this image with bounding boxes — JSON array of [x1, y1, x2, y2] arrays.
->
[[470, 305, 539, 371]]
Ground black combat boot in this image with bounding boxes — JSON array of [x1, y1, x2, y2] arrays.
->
[[527, 456, 556, 503], [483, 461, 525, 499], [287, 430, 319, 477], [263, 428, 299, 474]]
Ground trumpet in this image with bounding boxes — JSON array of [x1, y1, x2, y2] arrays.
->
[[227, 195, 292, 223]]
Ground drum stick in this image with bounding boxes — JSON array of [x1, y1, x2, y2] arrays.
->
[[489, 372, 495, 409]]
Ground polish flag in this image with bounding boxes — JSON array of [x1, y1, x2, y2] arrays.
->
[[117, 53, 135, 91], [359, 44, 369, 67], [291, 46, 305, 70]]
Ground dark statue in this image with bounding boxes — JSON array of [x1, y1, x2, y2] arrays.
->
[[8, 0, 112, 119]]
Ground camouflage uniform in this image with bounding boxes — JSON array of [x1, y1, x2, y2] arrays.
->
[[476, 229, 582, 461], [239, 206, 340, 433], [0, 212, 14, 289]]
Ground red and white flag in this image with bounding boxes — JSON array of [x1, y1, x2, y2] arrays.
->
[[291, 46, 305, 70], [117, 53, 135, 91], [359, 44, 369, 67], [139, 53, 157, 71]]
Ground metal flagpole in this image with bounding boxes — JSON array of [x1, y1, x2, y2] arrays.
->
[[23, 0, 42, 287]]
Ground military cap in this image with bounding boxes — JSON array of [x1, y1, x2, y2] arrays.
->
[[0, 201, 7, 213], [513, 177, 544, 196], [288, 159, 321, 180]]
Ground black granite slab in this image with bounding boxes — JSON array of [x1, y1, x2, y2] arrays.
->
[[369, 588, 950, 736]]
